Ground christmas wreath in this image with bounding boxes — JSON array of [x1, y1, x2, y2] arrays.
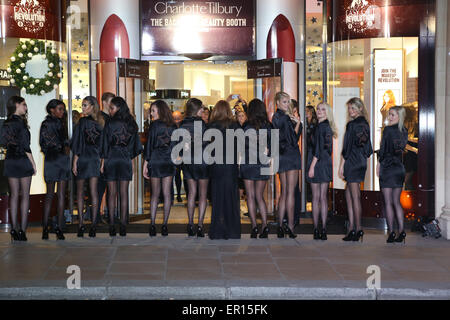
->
[[7, 39, 62, 96]]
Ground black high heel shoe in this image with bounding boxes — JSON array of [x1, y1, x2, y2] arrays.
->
[[10, 229, 19, 241], [109, 225, 117, 237], [18, 230, 27, 242], [277, 226, 285, 238], [313, 228, 320, 240], [386, 231, 396, 243], [250, 226, 258, 239], [353, 230, 364, 242], [395, 231, 406, 244], [77, 225, 85, 238], [259, 226, 269, 239], [161, 224, 168, 237], [283, 225, 297, 239], [42, 226, 49, 240], [197, 225, 205, 238], [187, 224, 195, 237], [119, 224, 126, 237], [88, 225, 96, 238], [342, 230, 356, 241], [320, 229, 328, 241], [149, 224, 156, 237], [55, 228, 65, 240]]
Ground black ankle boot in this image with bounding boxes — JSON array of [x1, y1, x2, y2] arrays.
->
[[386, 231, 396, 243]]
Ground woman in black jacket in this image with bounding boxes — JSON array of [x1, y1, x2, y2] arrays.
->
[[39, 99, 70, 240], [271, 92, 302, 239], [101, 97, 143, 237], [71, 96, 105, 238], [377, 106, 408, 243], [179, 98, 209, 237], [143, 100, 177, 237], [0, 96, 36, 242], [339, 97, 373, 242]]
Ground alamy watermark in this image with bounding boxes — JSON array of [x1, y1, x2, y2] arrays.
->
[[170, 122, 280, 175], [66, 265, 81, 290], [366, 265, 381, 290]]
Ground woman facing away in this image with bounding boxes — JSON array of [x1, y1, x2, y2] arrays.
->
[[239, 98, 272, 239], [307, 103, 337, 241], [39, 99, 71, 240], [143, 100, 177, 237], [71, 96, 105, 238], [207, 100, 241, 240], [305, 105, 318, 204], [179, 98, 209, 237], [101, 97, 143, 237], [339, 97, 373, 242], [377, 106, 408, 244], [271, 92, 302, 239], [0, 96, 36, 242]]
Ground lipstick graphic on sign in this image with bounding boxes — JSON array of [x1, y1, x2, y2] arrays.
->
[[99, 14, 130, 62], [266, 14, 295, 63]]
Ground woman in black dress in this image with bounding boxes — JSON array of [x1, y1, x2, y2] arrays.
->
[[0, 96, 36, 242], [71, 96, 105, 238], [271, 92, 301, 239], [39, 99, 70, 240], [307, 103, 337, 241], [178, 98, 209, 237], [377, 106, 408, 243], [208, 100, 241, 240], [339, 97, 373, 242], [240, 99, 272, 238], [305, 105, 318, 203], [101, 97, 143, 237], [143, 100, 177, 237]]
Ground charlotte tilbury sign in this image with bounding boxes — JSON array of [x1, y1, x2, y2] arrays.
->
[[141, 0, 255, 57], [328, 0, 429, 41], [0, 0, 66, 41]]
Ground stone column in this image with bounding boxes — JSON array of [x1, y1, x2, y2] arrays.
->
[[437, 0, 450, 239]]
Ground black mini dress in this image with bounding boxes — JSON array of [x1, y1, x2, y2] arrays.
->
[[39, 115, 71, 183], [239, 121, 273, 181], [0, 115, 34, 178], [307, 120, 333, 184], [70, 116, 103, 180], [179, 116, 209, 180], [342, 116, 373, 183], [271, 109, 302, 173], [101, 118, 143, 181], [144, 119, 177, 178], [378, 125, 408, 188]]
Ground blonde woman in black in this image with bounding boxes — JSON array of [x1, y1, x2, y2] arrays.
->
[[0, 96, 36, 241], [40, 99, 70, 240], [71, 96, 105, 238]]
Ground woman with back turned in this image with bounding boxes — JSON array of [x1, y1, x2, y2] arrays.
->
[[0, 96, 36, 242], [40, 99, 70, 240], [339, 97, 373, 242], [377, 106, 408, 244]]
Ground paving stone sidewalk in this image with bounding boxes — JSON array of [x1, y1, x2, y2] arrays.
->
[[0, 230, 449, 300]]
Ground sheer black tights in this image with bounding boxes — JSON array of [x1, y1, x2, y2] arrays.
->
[[278, 170, 299, 230], [76, 178, 99, 226], [311, 183, 329, 230], [43, 181, 67, 229], [244, 180, 268, 229], [107, 181, 130, 225], [186, 179, 209, 227], [150, 177, 172, 225], [382, 187, 404, 233], [345, 182, 362, 231], [8, 177, 32, 231]]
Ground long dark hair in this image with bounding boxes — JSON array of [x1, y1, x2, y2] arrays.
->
[[110, 96, 138, 134], [306, 105, 318, 126], [209, 100, 235, 128], [6, 96, 28, 128], [151, 100, 174, 126], [184, 98, 203, 118], [247, 99, 269, 130]]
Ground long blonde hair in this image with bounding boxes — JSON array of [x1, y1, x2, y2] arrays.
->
[[274, 91, 290, 111], [317, 102, 338, 138], [346, 97, 369, 122], [389, 105, 406, 131], [83, 96, 105, 128]]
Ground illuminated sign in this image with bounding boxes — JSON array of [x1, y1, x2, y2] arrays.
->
[[0, 69, 11, 81], [13, 0, 46, 33], [345, 0, 378, 33]]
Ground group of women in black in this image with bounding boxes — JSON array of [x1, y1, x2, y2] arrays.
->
[[1, 93, 408, 244]]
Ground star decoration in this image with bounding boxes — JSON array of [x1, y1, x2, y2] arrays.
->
[[311, 17, 318, 23]]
